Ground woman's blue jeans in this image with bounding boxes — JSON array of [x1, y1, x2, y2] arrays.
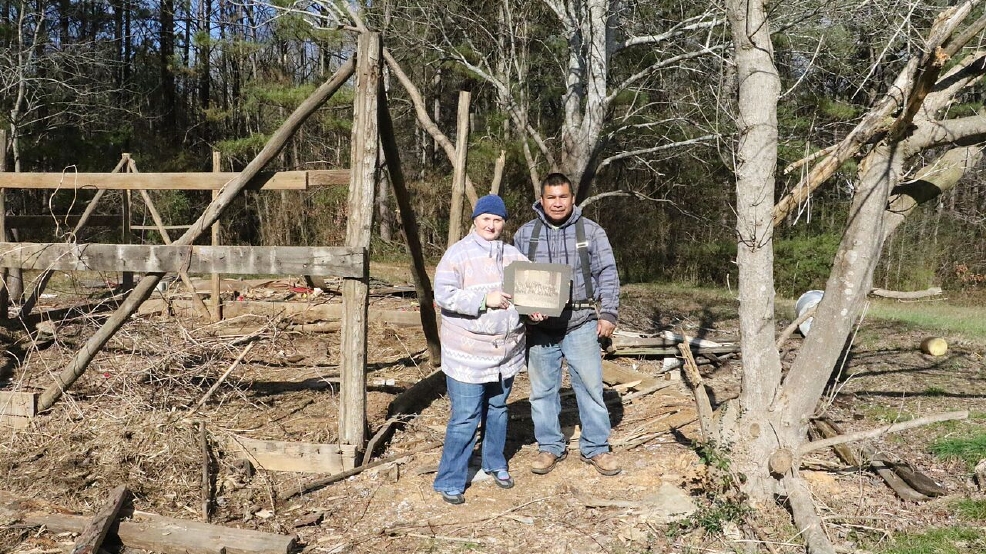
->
[[433, 374, 514, 494], [527, 320, 612, 458]]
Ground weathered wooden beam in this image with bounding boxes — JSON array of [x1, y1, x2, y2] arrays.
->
[[139, 298, 424, 327], [5, 215, 122, 228], [70, 485, 130, 554], [0, 170, 348, 190], [0, 492, 296, 554], [226, 435, 357, 473], [0, 243, 365, 278]]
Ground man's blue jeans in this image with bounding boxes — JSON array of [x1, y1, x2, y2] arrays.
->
[[433, 374, 514, 494], [527, 321, 611, 458]]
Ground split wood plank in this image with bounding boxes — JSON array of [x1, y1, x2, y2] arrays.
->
[[601, 360, 660, 390], [678, 340, 715, 443], [0, 170, 348, 190], [612, 345, 741, 357], [0, 391, 37, 417], [70, 485, 130, 554], [226, 434, 357, 473], [0, 243, 365, 278]]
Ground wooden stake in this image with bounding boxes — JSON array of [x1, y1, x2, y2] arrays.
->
[[199, 422, 211, 522], [211, 151, 222, 322]]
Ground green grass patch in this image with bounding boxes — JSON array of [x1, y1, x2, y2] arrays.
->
[[873, 526, 985, 554], [930, 433, 986, 469], [955, 499, 986, 521], [866, 300, 986, 343]]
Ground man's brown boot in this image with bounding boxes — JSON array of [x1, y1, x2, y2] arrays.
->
[[531, 450, 567, 474], [580, 452, 621, 476]]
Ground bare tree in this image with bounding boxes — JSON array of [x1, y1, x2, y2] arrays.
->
[[724, 2, 986, 552]]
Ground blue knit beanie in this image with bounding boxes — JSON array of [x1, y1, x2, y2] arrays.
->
[[472, 194, 508, 219]]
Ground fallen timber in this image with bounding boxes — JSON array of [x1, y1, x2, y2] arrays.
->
[[0, 490, 296, 554]]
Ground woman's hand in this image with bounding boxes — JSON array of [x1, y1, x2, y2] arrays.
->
[[528, 312, 547, 323], [485, 290, 512, 310]]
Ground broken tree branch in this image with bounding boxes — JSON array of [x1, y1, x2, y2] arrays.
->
[[800, 410, 968, 456], [191, 342, 255, 412]]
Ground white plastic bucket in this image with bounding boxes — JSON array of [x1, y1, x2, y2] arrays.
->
[[795, 290, 824, 337]]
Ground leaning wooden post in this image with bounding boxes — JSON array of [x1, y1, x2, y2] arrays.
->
[[37, 57, 357, 412], [339, 32, 381, 452], [379, 86, 441, 365], [0, 129, 7, 319], [446, 90, 470, 247], [210, 151, 222, 322]]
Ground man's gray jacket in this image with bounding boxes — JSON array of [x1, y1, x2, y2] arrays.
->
[[513, 202, 619, 332]]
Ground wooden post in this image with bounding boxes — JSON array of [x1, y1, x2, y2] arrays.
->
[[0, 129, 7, 319], [37, 57, 357, 412], [446, 91, 471, 247], [211, 151, 222, 322], [379, 88, 442, 365], [121, 154, 134, 291], [339, 32, 380, 452]]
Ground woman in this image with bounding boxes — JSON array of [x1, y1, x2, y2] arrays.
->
[[432, 194, 541, 505]]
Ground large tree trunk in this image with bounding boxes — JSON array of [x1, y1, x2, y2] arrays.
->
[[724, 0, 786, 502]]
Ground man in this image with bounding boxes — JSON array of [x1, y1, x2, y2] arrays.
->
[[513, 172, 621, 476]]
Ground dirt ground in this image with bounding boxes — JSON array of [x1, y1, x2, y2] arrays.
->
[[1, 273, 985, 553]]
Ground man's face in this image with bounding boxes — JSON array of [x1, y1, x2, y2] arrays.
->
[[540, 183, 575, 225]]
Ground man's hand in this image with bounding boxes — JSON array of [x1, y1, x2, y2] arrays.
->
[[485, 290, 512, 310], [597, 319, 616, 338]]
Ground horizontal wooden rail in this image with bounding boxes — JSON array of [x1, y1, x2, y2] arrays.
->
[[0, 170, 349, 190], [0, 242, 366, 278], [5, 215, 122, 228]]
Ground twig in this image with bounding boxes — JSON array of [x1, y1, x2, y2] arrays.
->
[[190, 342, 255, 412]]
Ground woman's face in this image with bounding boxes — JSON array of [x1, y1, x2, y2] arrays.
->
[[473, 213, 505, 241]]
